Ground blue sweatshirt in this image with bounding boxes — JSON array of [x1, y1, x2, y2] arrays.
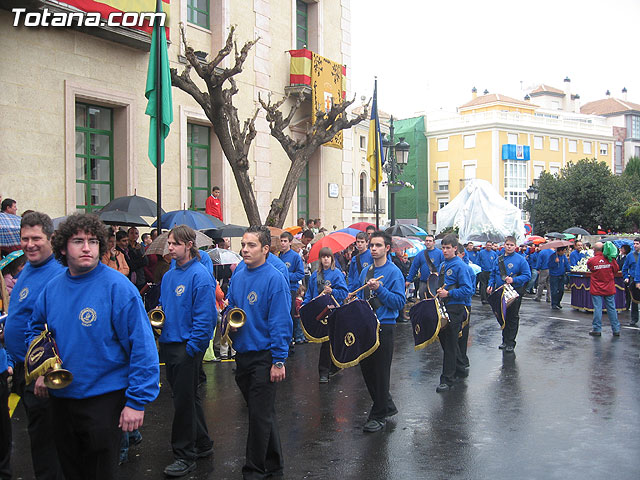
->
[[527, 251, 539, 271], [28, 262, 159, 410], [437, 256, 474, 306], [348, 249, 373, 291], [548, 252, 570, 276], [6, 255, 64, 363], [477, 249, 498, 272], [170, 250, 214, 279], [303, 267, 349, 305], [357, 259, 406, 324], [233, 253, 291, 304], [406, 248, 445, 282], [160, 258, 216, 356], [227, 261, 292, 362], [536, 249, 554, 270], [466, 249, 478, 265], [623, 251, 639, 280], [489, 252, 532, 289], [279, 249, 305, 292], [463, 263, 476, 307], [569, 250, 587, 267]]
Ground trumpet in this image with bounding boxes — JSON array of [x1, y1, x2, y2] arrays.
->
[[44, 362, 74, 389], [148, 307, 165, 329], [25, 328, 73, 390], [221, 307, 246, 345]]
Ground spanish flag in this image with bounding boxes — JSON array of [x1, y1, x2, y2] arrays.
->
[[367, 80, 384, 192]]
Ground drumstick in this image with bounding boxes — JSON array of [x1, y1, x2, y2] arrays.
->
[[349, 276, 384, 297]]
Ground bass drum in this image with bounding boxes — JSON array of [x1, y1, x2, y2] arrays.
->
[[328, 299, 379, 369]]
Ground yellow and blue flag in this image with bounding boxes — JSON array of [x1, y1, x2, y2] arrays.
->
[[367, 80, 385, 191]]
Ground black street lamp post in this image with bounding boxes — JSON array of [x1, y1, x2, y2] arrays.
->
[[526, 183, 539, 235], [382, 115, 410, 226]]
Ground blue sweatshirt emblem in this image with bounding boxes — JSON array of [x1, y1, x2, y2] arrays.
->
[[80, 308, 97, 327], [19, 287, 29, 301], [248, 291, 258, 304], [175, 285, 185, 296]]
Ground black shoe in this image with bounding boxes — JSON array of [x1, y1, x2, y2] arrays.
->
[[436, 383, 451, 393], [319, 375, 329, 384], [164, 459, 196, 477], [498, 342, 506, 350], [558, 305, 563, 309], [613, 331, 621, 337], [363, 419, 386, 432], [195, 444, 214, 459], [386, 405, 398, 418], [504, 345, 515, 353], [533, 298, 541, 302], [328, 369, 341, 378], [481, 301, 488, 305], [551, 306, 560, 310], [589, 331, 601, 337], [630, 322, 638, 327], [455, 368, 469, 378]]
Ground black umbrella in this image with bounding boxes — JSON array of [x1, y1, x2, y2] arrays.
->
[[100, 194, 165, 217], [564, 227, 590, 236], [385, 224, 428, 237], [98, 210, 149, 227], [545, 232, 564, 239], [204, 224, 249, 238]]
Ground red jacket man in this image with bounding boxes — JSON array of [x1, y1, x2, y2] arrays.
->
[[205, 187, 223, 221], [587, 249, 619, 295]]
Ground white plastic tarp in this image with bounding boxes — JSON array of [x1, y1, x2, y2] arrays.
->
[[436, 179, 526, 244]]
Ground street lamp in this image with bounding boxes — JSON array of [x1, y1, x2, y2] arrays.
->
[[526, 182, 539, 235], [382, 115, 411, 226]]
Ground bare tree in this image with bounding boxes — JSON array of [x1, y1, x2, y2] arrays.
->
[[171, 25, 368, 227]]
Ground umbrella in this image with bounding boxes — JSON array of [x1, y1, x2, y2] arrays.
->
[[564, 227, 590, 236], [267, 227, 284, 248], [152, 210, 224, 230], [390, 236, 414, 252], [385, 224, 428, 237], [284, 226, 302, 235], [404, 238, 426, 258], [290, 238, 304, 253], [335, 227, 361, 236], [539, 240, 573, 250], [349, 222, 375, 232], [201, 224, 248, 239], [99, 194, 165, 217], [525, 235, 546, 245], [98, 210, 149, 227], [207, 248, 242, 265], [0, 213, 21, 247], [562, 233, 576, 240], [52, 216, 68, 229], [0, 250, 24, 271], [545, 232, 565, 239], [308, 232, 356, 263], [145, 231, 213, 256]]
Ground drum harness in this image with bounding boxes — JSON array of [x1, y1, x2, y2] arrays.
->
[[363, 265, 383, 311]]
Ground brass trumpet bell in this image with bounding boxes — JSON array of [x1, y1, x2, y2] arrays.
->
[[227, 308, 246, 329], [148, 307, 165, 329], [44, 363, 74, 389]]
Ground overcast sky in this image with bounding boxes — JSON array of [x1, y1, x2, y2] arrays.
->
[[350, 0, 640, 118]]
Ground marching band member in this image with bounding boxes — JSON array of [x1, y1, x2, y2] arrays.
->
[[405, 234, 444, 299], [350, 231, 405, 433], [347, 232, 373, 291], [487, 236, 531, 353], [159, 225, 216, 477], [5, 212, 64, 480], [456, 244, 476, 378], [435, 235, 474, 392], [302, 247, 348, 383], [27, 214, 159, 480], [227, 226, 292, 479]]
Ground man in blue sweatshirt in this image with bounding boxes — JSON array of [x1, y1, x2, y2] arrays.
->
[[435, 235, 474, 392], [349, 230, 405, 433], [4, 212, 65, 480], [623, 238, 640, 326], [405, 234, 444, 299], [279, 231, 305, 343], [347, 232, 373, 291], [534, 246, 554, 302], [549, 247, 570, 310], [456, 245, 476, 376], [27, 213, 159, 480], [227, 226, 292, 478], [159, 225, 216, 477], [477, 241, 498, 304], [487, 236, 531, 352]]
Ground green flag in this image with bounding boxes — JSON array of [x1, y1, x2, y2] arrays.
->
[[145, 2, 173, 167]]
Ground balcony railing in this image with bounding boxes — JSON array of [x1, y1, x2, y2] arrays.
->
[[354, 197, 386, 214], [459, 178, 476, 186], [434, 180, 449, 192]]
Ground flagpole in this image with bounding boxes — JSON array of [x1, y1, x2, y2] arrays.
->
[[155, 0, 163, 232], [374, 78, 379, 229]]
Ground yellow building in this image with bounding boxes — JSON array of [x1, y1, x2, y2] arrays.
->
[[425, 82, 614, 232], [0, 0, 354, 228]]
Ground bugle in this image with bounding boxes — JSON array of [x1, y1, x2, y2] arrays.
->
[[221, 307, 247, 344], [25, 327, 73, 390], [148, 306, 165, 329]]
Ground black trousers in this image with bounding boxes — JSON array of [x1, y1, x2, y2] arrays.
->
[[479, 271, 491, 302], [160, 342, 211, 461], [0, 372, 11, 480], [51, 389, 125, 480], [502, 287, 524, 347], [318, 341, 339, 377], [438, 304, 466, 385], [458, 307, 470, 369], [235, 350, 283, 480], [359, 324, 396, 421], [13, 362, 64, 480]]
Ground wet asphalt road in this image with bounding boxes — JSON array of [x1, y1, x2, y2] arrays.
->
[[10, 294, 640, 479]]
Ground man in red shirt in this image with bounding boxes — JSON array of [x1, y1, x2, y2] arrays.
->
[[587, 242, 621, 337], [205, 186, 223, 221]]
